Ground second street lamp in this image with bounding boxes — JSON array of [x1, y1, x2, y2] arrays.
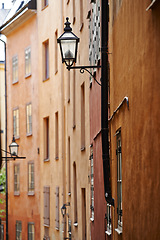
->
[[9, 136, 19, 158]]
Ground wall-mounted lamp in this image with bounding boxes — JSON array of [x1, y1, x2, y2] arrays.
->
[[57, 17, 79, 68], [61, 202, 70, 218], [57, 18, 101, 85], [1, 135, 26, 161]]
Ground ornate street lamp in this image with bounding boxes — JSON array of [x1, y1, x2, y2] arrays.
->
[[57, 17, 79, 67], [57, 17, 101, 85]]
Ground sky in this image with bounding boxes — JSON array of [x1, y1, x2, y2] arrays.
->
[[0, 0, 13, 60], [0, 0, 13, 9]]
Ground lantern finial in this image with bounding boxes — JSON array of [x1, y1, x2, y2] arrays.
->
[[64, 17, 72, 32]]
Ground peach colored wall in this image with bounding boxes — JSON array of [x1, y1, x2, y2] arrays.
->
[[5, 14, 40, 239], [109, 1, 160, 239]]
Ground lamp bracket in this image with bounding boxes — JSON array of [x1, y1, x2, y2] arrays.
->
[[67, 65, 102, 86], [1, 148, 26, 160]]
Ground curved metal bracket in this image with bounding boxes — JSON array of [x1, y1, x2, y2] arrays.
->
[[67, 65, 101, 86]]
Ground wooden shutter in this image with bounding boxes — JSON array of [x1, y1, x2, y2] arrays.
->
[[44, 186, 50, 226], [55, 186, 59, 229]]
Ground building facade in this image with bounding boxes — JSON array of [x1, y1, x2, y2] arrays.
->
[[38, 0, 91, 239], [108, 0, 160, 239], [0, 0, 40, 239]]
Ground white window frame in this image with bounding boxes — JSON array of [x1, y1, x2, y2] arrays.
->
[[28, 222, 35, 240], [26, 103, 32, 136], [13, 108, 19, 138], [28, 162, 34, 194], [12, 55, 18, 84], [16, 221, 22, 240], [25, 46, 31, 77], [14, 164, 20, 195], [115, 131, 122, 234], [105, 204, 112, 235]]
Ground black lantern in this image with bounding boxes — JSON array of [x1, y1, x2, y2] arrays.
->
[[61, 204, 66, 218], [9, 136, 19, 157], [57, 17, 79, 67]]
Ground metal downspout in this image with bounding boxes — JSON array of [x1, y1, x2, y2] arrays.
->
[[101, 0, 114, 206]]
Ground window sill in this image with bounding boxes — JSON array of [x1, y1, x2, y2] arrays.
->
[[81, 146, 85, 151], [73, 222, 78, 227], [105, 230, 111, 236], [15, 136, 20, 140], [55, 157, 59, 161], [146, 0, 159, 10], [115, 228, 122, 235], [12, 80, 18, 85], [72, 124, 76, 130], [28, 191, 35, 196], [41, 5, 48, 11], [55, 227, 59, 231], [80, 22, 84, 32], [44, 158, 50, 162], [25, 73, 32, 79], [43, 77, 50, 82], [26, 133, 32, 137], [90, 218, 94, 222], [14, 192, 20, 196], [68, 192, 71, 196]]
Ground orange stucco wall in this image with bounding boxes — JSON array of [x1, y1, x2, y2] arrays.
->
[[6, 14, 40, 239], [109, 1, 160, 239]]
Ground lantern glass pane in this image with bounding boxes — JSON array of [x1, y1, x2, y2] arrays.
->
[[10, 142, 18, 156], [61, 39, 77, 61]]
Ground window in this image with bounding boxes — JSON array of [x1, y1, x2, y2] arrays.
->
[[26, 103, 32, 135], [55, 112, 59, 160], [25, 47, 31, 77], [89, 0, 100, 73], [13, 108, 19, 138], [16, 221, 22, 240], [73, 162, 78, 225], [42, 0, 48, 9], [105, 204, 112, 235], [0, 224, 4, 240], [81, 83, 85, 150], [55, 186, 59, 230], [55, 30, 58, 74], [28, 223, 35, 240], [43, 40, 49, 80], [80, 0, 84, 31], [12, 55, 18, 83], [28, 162, 34, 194], [44, 117, 49, 161], [44, 186, 50, 226], [90, 145, 94, 221], [82, 188, 87, 239], [14, 164, 20, 194], [115, 131, 122, 234]]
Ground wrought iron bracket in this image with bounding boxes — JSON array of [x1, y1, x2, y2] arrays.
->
[[67, 65, 102, 86]]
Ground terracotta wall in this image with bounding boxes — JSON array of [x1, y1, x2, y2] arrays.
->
[[6, 14, 40, 239], [109, 0, 160, 239]]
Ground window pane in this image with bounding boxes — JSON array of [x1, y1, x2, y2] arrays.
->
[[25, 47, 31, 76], [26, 104, 32, 134]]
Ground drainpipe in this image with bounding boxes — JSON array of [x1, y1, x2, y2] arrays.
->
[[101, 0, 114, 206]]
